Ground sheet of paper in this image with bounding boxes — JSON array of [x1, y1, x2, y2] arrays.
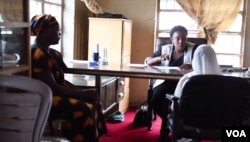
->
[[153, 66, 180, 70], [126, 64, 180, 70], [70, 60, 89, 63], [126, 63, 145, 68]]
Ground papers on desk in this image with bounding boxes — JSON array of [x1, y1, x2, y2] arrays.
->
[[153, 66, 180, 70], [70, 60, 89, 63], [69, 60, 101, 68], [150, 66, 185, 74], [126, 64, 179, 69], [126, 64, 185, 74], [126, 63, 145, 68]]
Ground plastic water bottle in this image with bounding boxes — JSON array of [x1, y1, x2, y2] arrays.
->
[[102, 46, 108, 65]]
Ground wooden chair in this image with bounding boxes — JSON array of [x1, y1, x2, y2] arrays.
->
[[0, 75, 52, 142], [159, 75, 250, 142]]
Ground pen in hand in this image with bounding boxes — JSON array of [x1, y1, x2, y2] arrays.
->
[[160, 54, 169, 61]]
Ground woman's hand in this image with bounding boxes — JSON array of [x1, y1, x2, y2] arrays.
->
[[146, 54, 169, 65], [160, 54, 169, 61], [79, 88, 100, 101], [68, 88, 100, 102], [179, 64, 192, 71]]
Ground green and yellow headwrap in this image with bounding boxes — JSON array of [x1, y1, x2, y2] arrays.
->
[[30, 14, 59, 36]]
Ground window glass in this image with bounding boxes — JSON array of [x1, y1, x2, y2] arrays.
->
[[44, 3, 62, 21], [30, 1, 42, 16], [213, 34, 242, 54], [157, 0, 245, 67], [30, 0, 62, 52], [159, 11, 198, 31], [45, 0, 62, 4], [217, 55, 241, 67], [160, 0, 182, 10]]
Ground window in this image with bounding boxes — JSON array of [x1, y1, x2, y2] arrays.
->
[[29, 0, 63, 52], [157, 0, 246, 67]]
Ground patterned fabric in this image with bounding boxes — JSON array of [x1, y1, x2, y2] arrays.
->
[[30, 14, 59, 36], [31, 47, 107, 142]]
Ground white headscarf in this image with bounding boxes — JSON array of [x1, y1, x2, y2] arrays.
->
[[173, 44, 222, 99], [192, 44, 222, 74]]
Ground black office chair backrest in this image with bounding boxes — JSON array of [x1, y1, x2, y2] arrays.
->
[[180, 75, 250, 129], [155, 37, 208, 51]]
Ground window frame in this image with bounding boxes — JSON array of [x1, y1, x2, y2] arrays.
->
[[156, 0, 247, 67], [29, 0, 63, 52]]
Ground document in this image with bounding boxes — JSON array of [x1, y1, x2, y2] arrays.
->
[[126, 64, 179, 70], [126, 63, 145, 68], [153, 66, 180, 70]]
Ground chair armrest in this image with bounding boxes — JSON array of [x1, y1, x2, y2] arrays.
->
[[166, 94, 179, 104], [166, 94, 175, 100], [166, 93, 180, 114], [166, 94, 180, 138]]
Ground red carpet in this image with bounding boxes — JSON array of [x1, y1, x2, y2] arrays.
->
[[100, 108, 162, 142], [100, 108, 215, 142]]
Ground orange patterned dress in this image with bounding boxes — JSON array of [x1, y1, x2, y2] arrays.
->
[[31, 47, 107, 142]]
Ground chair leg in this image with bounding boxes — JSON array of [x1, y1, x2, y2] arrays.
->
[[171, 134, 177, 142], [159, 120, 169, 142], [153, 109, 157, 121], [159, 96, 170, 142], [48, 120, 55, 136]]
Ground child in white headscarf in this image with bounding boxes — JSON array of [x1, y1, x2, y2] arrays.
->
[[174, 44, 222, 99]]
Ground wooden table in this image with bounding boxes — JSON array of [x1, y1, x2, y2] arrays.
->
[[65, 60, 250, 130]]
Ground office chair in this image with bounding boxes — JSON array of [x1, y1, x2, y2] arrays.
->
[[155, 37, 208, 52], [159, 75, 250, 142], [0, 75, 52, 142]]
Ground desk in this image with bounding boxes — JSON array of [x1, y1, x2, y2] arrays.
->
[[66, 61, 187, 80], [65, 60, 250, 130]]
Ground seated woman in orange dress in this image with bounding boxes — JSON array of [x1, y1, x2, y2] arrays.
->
[[30, 14, 107, 142]]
